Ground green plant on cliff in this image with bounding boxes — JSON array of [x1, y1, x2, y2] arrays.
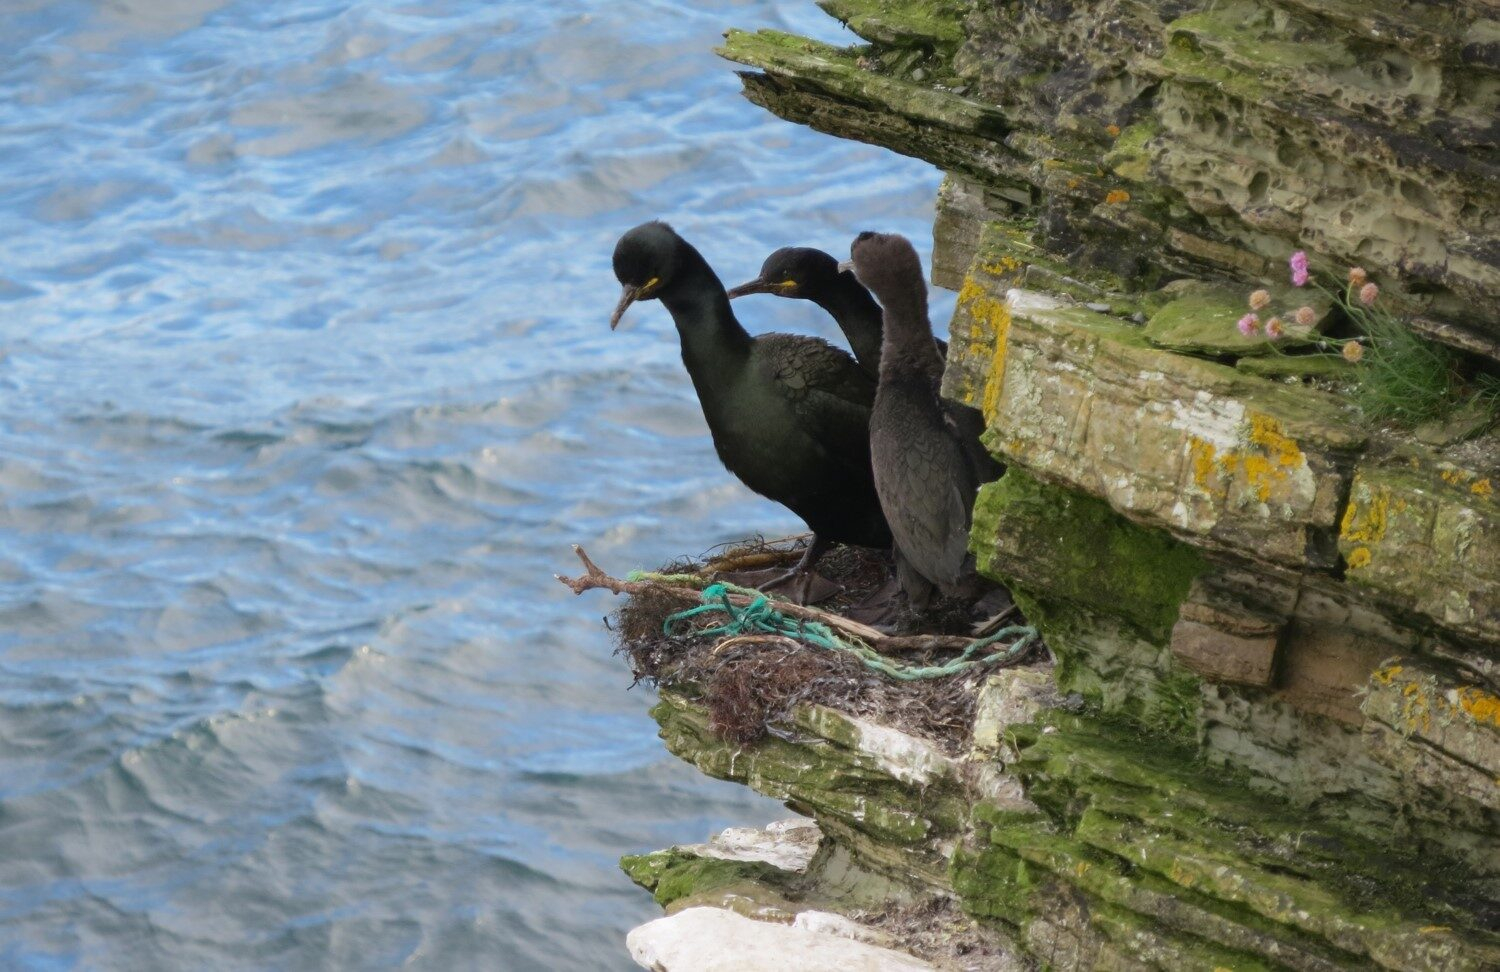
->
[[1339, 281, 1462, 426], [1239, 256, 1500, 427]]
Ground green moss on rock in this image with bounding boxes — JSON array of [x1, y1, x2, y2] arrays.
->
[[1144, 281, 1329, 357], [620, 850, 795, 908], [955, 713, 1500, 969], [1236, 354, 1355, 379], [971, 470, 1205, 642], [970, 469, 1208, 735], [718, 28, 1007, 136], [1100, 119, 1159, 182], [816, 0, 967, 50]]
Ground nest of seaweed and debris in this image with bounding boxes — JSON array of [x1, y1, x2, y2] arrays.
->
[[582, 536, 1048, 755]]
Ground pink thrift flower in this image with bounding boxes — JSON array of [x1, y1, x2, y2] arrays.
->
[[1237, 313, 1260, 336], [1342, 340, 1364, 363], [1248, 289, 1271, 311], [1348, 267, 1367, 286], [1294, 305, 1316, 327], [1265, 316, 1285, 340], [1359, 282, 1379, 305], [1289, 251, 1310, 287]]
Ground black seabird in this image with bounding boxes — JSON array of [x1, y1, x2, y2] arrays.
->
[[610, 221, 892, 598], [727, 247, 885, 380], [726, 245, 989, 451]]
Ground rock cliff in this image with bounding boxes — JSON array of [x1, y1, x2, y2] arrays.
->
[[621, 2, 1500, 968]]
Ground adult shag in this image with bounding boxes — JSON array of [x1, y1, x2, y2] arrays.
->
[[727, 247, 885, 380], [610, 221, 891, 598], [727, 245, 987, 450], [847, 231, 997, 611]]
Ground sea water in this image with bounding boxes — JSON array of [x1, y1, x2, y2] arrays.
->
[[0, 1, 949, 967]]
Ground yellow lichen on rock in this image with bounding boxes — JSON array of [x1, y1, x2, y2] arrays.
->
[[1188, 437, 1218, 492], [951, 274, 1012, 424], [1339, 486, 1390, 544], [1438, 468, 1496, 500], [1241, 455, 1275, 502], [1248, 415, 1302, 468], [1184, 416, 1308, 505], [982, 256, 1021, 275], [1456, 686, 1500, 730]]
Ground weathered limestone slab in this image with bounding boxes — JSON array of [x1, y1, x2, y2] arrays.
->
[[956, 714, 1500, 971], [1143, 279, 1331, 357], [789, 909, 891, 947], [650, 694, 977, 888], [1273, 620, 1397, 726], [636, 670, 1500, 968], [674, 819, 823, 873], [970, 667, 1063, 759], [931, 175, 1028, 291], [1169, 593, 1282, 688], [934, 208, 1139, 318], [627, 907, 937, 972], [952, 277, 1366, 567], [723, 0, 1500, 352], [621, 844, 801, 916], [1362, 658, 1500, 812], [966, 466, 1500, 862], [1338, 452, 1500, 648], [620, 821, 822, 922]]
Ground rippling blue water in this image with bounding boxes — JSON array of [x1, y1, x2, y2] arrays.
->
[[0, 1, 948, 967]]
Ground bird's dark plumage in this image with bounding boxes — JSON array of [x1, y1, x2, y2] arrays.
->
[[610, 222, 891, 582], [726, 246, 989, 448], [849, 231, 998, 610]]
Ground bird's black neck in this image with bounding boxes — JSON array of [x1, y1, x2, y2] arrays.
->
[[657, 242, 754, 386], [812, 273, 884, 375]]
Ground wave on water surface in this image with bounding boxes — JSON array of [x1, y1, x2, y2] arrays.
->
[[0, 0, 948, 967]]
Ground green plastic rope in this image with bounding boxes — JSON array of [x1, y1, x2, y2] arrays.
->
[[658, 581, 1039, 681]]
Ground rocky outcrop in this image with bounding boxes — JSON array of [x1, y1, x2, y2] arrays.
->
[[627, 907, 940, 972], [720, 0, 1500, 358], [625, 683, 1500, 970], [622, 2, 1500, 969]]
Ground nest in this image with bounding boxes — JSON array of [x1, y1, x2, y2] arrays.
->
[[612, 537, 1047, 754]]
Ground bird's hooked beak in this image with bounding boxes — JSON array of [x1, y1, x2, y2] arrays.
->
[[726, 276, 796, 300], [609, 277, 660, 330]]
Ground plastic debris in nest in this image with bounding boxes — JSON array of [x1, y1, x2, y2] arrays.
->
[[557, 539, 1048, 753]]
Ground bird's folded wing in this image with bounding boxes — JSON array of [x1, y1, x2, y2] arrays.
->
[[759, 334, 876, 474]]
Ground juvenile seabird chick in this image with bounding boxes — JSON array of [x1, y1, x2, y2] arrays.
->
[[610, 221, 892, 601], [847, 231, 997, 611]]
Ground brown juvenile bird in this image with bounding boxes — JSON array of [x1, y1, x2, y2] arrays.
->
[[609, 221, 892, 600], [846, 231, 998, 611]]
